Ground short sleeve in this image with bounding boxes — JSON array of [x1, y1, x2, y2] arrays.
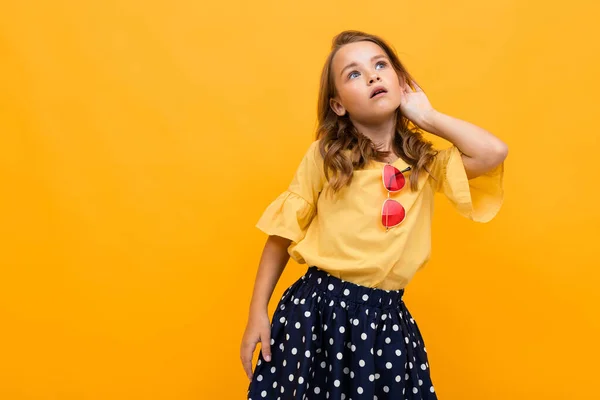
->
[[429, 146, 504, 223], [256, 141, 325, 243]]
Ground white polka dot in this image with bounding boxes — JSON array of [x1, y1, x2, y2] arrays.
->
[[371, 322, 376, 329], [300, 298, 306, 304], [430, 386, 435, 393], [393, 324, 399, 331], [317, 278, 322, 284], [357, 387, 364, 394], [333, 312, 336, 319], [312, 334, 317, 341], [353, 319, 359, 326], [295, 322, 301, 329], [270, 338, 275, 345], [328, 284, 334, 291], [409, 362, 413, 369], [361, 333, 367, 340], [383, 386, 389, 393], [386, 362, 393, 369], [273, 382, 277, 388], [324, 324, 328, 331], [261, 390, 267, 398], [339, 326, 345, 334], [344, 289, 350, 296], [305, 311, 311, 317], [294, 298, 299, 305], [405, 373, 410, 380], [419, 379, 423, 386], [377, 349, 383, 356], [413, 387, 418, 394], [340, 301, 346, 308], [337, 352, 343, 360], [289, 374, 294, 381], [314, 387, 321, 394], [359, 359, 365, 367], [329, 338, 334, 345], [305, 350, 311, 358], [271, 367, 276, 373], [257, 375, 263, 381], [350, 371, 355, 378], [369, 374, 375, 382], [334, 380, 340, 387], [395, 375, 401, 382], [298, 377, 304, 384], [291, 348, 297, 355], [375, 373, 381, 379], [343, 367, 350, 374], [421, 363, 427, 370], [279, 317, 286, 323], [351, 345, 356, 352], [362, 294, 369, 301], [385, 337, 391, 344], [382, 314, 387, 320], [405, 337, 410, 344]]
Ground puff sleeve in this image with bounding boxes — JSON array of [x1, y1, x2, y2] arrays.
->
[[256, 141, 324, 243], [429, 146, 504, 222]]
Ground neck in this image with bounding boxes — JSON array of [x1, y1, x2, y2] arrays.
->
[[350, 115, 396, 152]]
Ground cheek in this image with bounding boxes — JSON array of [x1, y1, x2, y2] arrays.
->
[[340, 82, 368, 105]]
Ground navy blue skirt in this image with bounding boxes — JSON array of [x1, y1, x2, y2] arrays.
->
[[247, 266, 437, 399]]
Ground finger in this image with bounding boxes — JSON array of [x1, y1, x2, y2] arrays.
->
[[411, 80, 423, 92], [260, 329, 272, 363], [403, 81, 413, 94], [240, 342, 256, 381]]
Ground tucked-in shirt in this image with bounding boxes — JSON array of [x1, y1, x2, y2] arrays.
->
[[256, 140, 504, 290]]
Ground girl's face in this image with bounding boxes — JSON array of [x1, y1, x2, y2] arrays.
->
[[330, 41, 403, 123]]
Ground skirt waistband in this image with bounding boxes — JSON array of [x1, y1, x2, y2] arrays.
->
[[301, 266, 405, 310]]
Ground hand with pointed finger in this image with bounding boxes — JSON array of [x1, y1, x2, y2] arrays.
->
[[240, 311, 272, 381], [399, 80, 436, 129]]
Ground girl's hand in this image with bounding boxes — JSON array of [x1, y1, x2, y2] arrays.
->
[[399, 80, 436, 130], [240, 310, 272, 381]]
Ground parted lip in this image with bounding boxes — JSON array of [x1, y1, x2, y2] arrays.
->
[[370, 86, 388, 98]]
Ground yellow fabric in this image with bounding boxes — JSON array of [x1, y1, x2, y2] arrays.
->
[[256, 140, 504, 290]]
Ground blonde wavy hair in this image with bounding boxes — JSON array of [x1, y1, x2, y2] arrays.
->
[[317, 30, 437, 193]]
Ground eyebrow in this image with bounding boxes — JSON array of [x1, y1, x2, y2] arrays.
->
[[340, 54, 388, 77]]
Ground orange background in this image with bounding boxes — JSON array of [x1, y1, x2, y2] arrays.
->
[[1, 1, 599, 399]]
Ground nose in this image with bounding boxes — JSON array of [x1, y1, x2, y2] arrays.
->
[[368, 74, 381, 85]]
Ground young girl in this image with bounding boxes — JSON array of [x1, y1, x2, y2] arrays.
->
[[241, 30, 507, 400]]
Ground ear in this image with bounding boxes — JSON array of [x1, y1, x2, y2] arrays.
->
[[329, 97, 346, 116]]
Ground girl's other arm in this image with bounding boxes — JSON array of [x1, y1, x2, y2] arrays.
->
[[240, 235, 291, 380]]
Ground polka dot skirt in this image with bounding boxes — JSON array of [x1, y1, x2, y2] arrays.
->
[[247, 266, 437, 399]]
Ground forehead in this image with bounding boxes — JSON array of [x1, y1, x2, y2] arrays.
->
[[331, 41, 387, 73]]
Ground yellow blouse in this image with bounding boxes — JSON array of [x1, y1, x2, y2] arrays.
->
[[256, 140, 504, 290]]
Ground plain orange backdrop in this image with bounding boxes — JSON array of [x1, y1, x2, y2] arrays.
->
[[1, 0, 599, 399]]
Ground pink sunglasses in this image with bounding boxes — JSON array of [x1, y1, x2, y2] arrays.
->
[[381, 164, 411, 230]]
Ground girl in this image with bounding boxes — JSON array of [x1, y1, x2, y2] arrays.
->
[[241, 30, 507, 400]]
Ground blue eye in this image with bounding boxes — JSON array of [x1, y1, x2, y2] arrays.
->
[[376, 61, 387, 69], [349, 71, 360, 79]]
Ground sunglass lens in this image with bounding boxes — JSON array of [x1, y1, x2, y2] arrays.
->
[[383, 164, 406, 192], [382, 199, 406, 228]]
